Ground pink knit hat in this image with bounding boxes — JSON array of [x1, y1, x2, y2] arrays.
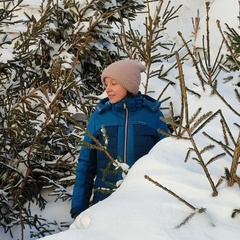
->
[[101, 59, 146, 95]]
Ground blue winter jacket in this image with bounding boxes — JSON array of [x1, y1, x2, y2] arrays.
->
[[70, 93, 168, 217]]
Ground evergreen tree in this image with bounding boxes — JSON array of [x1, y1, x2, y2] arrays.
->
[[224, 24, 240, 74], [0, 0, 146, 238]]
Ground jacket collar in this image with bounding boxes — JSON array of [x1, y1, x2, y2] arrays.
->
[[96, 92, 161, 114]]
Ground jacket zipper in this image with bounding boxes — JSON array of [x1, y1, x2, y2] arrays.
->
[[123, 103, 129, 163]]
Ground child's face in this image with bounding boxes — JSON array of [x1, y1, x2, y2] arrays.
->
[[104, 77, 128, 104]]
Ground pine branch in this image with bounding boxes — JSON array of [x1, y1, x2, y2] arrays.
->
[[178, 31, 205, 91], [228, 133, 240, 186], [187, 131, 218, 196], [217, 21, 240, 70], [175, 51, 188, 137], [203, 132, 234, 157], [207, 82, 240, 117], [206, 152, 226, 166], [192, 110, 220, 136], [190, 110, 213, 135], [145, 175, 197, 210], [144, 175, 213, 228], [175, 212, 197, 229], [232, 208, 240, 218], [215, 175, 225, 188]]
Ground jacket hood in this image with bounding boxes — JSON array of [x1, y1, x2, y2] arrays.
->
[[95, 93, 161, 114]]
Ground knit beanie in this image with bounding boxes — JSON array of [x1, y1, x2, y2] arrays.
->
[[101, 59, 146, 95]]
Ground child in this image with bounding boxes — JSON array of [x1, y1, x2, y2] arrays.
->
[[70, 59, 168, 218]]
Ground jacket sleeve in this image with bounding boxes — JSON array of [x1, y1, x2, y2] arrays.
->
[[157, 110, 169, 141], [70, 115, 97, 217]]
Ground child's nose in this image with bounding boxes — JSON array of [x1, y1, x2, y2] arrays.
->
[[106, 84, 112, 91]]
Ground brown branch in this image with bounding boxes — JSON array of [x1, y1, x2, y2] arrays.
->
[[144, 175, 197, 210], [228, 133, 240, 186]]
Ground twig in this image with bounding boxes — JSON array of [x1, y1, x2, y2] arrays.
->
[[145, 175, 215, 228], [145, 175, 197, 210]]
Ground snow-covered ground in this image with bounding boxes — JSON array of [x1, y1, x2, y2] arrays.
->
[[1, 0, 240, 240], [39, 64, 240, 240]]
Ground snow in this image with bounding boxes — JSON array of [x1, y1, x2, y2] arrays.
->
[[0, 49, 14, 63], [38, 73, 240, 240], [1, 0, 240, 240]]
